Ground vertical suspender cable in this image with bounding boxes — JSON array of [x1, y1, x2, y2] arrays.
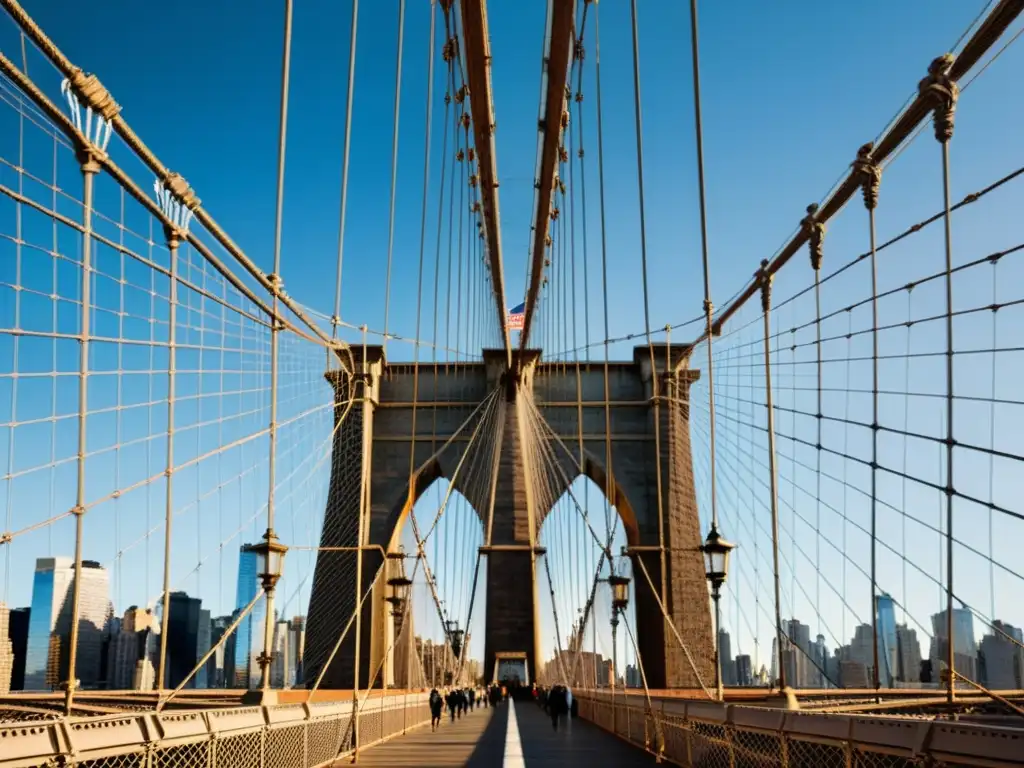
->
[[261, 0, 294, 694], [628, 0, 669, 619], [408, 0, 437, 482]]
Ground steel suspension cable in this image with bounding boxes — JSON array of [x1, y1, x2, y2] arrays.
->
[[330, 0, 359, 344], [381, 0, 406, 353]]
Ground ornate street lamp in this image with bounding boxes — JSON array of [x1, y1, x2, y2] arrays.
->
[[700, 523, 735, 701], [252, 529, 288, 693], [606, 572, 630, 734], [385, 551, 412, 619]]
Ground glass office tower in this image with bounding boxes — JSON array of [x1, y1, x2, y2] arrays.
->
[[232, 544, 265, 688], [23, 558, 110, 691], [875, 593, 898, 687]]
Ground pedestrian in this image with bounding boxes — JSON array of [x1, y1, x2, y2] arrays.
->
[[446, 689, 458, 722], [468, 687, 476, 711], [548, 685, 568, 731], [429, 688, 443, 732]]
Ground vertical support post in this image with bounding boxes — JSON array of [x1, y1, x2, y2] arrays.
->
[[853, 143, 883, 695], [352, 326, 369, 761], [801, 199, 827, 691], [713, 590, 722, 701], [758, 260, 786, 693], [259, 0, 294, 697], [157, 222, 181, 694], [919, 53, 959, 705], [611, 610, 619, 735], [64, 149, 99, 715]]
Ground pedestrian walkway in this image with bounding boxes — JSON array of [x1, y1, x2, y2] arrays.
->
[[354, 704, 506, 766], [513, 700, 658, 766], [356, 697, 657, 766]]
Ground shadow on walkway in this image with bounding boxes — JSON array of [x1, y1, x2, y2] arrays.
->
[[515, 700, 658, 766], [354, 704, 507, 767]]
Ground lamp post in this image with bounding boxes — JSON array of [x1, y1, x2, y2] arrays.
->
[[445, 620, 463, 685], [608, 573, 630, 734], [385, 552, 412, 689], [253, 528, 288, 697], [700, 523, 735, 701]]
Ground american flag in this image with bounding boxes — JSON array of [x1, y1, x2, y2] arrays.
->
[[507, 302, 525, 330]]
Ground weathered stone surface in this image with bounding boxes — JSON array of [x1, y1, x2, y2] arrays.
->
[[305, 345, 713, 690]]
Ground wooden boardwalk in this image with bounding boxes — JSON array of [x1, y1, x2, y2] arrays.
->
[[355, 698, 657, 766]]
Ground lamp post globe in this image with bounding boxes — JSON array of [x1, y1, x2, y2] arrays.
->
[[700, 523, 735, 595], [701, 523, 735, 702]]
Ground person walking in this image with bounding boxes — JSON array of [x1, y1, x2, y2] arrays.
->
[[446, 689, 458, 722], [548, 685, 568, 731], [429, 689, 443, 732], [468, 687, 476, 711]]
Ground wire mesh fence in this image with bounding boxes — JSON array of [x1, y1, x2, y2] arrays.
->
[[0, 691, 430, 768], [573, 691, 1024, 767]]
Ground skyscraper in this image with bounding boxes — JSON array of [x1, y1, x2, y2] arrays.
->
[[233, 544, 266, 689], [979, 621, 1024, 689], [271, 620, 290, 688], [106, 607, 158, 690], [208, 615, 234, 688], [717, 629, 733, 686], [734, 654, 753, 686], [164, 592, 205, 689], [288, 616, 306, 685], [24, 558, 110, 691], [8, 607, 29, 691], [929, 608, 977, 684], [0, 603, 14, 693], [895, 624, 922, 684], [875, 593, 898, 687]]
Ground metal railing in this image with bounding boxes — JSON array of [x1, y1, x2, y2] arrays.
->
[[574, 690, 1024, 767], [0, 691, 431, 768]]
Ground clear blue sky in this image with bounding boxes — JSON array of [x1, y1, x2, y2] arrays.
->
[[2, 0, 1023, 682]]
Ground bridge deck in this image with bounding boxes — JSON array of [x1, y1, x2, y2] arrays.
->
[[355, 698, 656, 767]]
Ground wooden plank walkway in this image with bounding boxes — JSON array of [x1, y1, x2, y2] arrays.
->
[[355, 697, 658, 766], [353, 702, 507, 766]]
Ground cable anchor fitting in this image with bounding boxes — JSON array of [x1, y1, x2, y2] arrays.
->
[[851, 142, 882, 211], [800, 203, 826, 272], [918, 53, 959, 144], [757, 259, 773, 313], [61, 69, 120, 153]]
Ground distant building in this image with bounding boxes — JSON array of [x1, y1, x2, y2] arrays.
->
[[233, 544, 266, 689], [979, 621, 1024, 689], [734, 655, 753, 687], [625, 663, 641, 688], [0, 604, 14, 693], [208, 615, 235, 688], [106, 607, 158, 690], [929, 609, 977, 686], [271, 620, 290, 688], [875, 594, 898, 687], [288, 617, 306, 685], [840, 660, 869, 688], [895, 624, 923, 684], [718, 629, 733, 686], [24, 558, 110, 691], [8, 607, 29, 691], [164, 592, 205, 689]]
